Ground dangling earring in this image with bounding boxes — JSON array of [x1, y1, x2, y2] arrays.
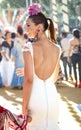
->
[[35, 29, 40, 41]]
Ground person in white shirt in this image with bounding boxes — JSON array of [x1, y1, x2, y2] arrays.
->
[[61, 32, 73, 81]]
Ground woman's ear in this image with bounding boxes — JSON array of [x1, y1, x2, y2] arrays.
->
[[37, 24, 43, 32], [37, 29, 40, 32]]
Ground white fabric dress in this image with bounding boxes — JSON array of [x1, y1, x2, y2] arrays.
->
[[23, 42, 60, 130], [1, 46, 14, 86]]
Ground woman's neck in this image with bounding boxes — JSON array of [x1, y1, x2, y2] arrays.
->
[[37, 33, 48, 42]]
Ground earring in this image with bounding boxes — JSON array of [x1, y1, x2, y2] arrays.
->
[[35, 29, 40, 41], [37, 29, 40, 32]]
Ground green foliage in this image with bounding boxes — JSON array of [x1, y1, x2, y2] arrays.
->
[[0, 0, 50, 9], [0, 0, 81, 29], [0, 0, 26, 9]]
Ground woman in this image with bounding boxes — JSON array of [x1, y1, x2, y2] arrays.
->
[[1, 31, 14, 87], [61, 32, 73, 81], [0, 29, 4, 62], [22, 3, 60, 130], [68, 29, 81, 87], [0, 29, 4, 87], [11, 26, 25, 88]]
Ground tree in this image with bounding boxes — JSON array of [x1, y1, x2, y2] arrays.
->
[[0, 0, 26, 9]]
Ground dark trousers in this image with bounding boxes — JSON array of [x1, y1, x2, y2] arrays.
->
[[72, 53, 81, 82], [0, 53, 2, 62], [62, 57, 72, 80]]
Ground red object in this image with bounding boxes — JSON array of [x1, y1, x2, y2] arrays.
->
[[79, 82, 81, 88], [5, 29, 9, 33], [17, 25, 22, 29], [0, 105, 27, 130], [75, 80, 78, 87]]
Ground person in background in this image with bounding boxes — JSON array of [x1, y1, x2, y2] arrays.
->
[[15, 34, 35, 79], [68, 29, 81, 88], [61, 32, 73, 81], [1, 31, 14, 87], [0, 29, 4, 87], [0, 29, 4, 62], [11, 32, 17, 42], [22, 3, 60, 130], [11, 26, 25, 88]]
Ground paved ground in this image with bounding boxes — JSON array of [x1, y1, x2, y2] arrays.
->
[[0, 81, 81, 130], [57, 81, 81, 130]]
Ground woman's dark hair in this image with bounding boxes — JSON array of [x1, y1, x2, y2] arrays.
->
[[62, 32, 67, 37], [5, 31, 11, 37], [17, 25, 23, 36], [72, 29, 80, 39], [28, 13, 56, 43], [11, 32, 16, 39]]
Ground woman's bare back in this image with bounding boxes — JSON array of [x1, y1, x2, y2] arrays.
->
[[70, 38, 81, 46], [33, 41, 60, 80]]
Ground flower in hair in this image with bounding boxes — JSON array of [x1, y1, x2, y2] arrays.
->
[[27, 3, 41, 16], [5, 29, 9, 33], [17, 25, 22, 29]]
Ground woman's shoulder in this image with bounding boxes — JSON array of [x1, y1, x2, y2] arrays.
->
[[2, 41, 7, 47], [53, 43, 61, 54], [79, 38, 81, 45], [32, 40, 61, 55], [69, 37, 76, 45], [80, 38, 81, 41], [2, 40, 6, 44], [69, 37, 74, 41], [23, 41, 33, 57]]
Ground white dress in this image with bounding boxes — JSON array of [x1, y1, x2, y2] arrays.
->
[[1, 43, 14, 86], [23, 42, 60, 130]]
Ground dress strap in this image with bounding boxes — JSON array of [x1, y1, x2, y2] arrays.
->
[[23, 41, 33, 57], [54, 45, 61, 73], [23, 41, 34, 75], [51, 45, 61, 81]]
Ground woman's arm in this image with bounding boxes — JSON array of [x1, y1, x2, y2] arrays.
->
[[11, 55, 15, 61], [22, 51, 33, 116]]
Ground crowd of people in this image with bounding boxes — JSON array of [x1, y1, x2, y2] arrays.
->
[[0, 2, 61, 130], [60, 29, 81, 88], [0, 19, 81, 89], [0, 25, 28, 88]]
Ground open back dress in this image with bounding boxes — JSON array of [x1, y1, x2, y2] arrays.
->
[[23, 42, 60, 130]]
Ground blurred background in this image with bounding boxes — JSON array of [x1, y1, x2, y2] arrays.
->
[[0, 0, 81, 35]]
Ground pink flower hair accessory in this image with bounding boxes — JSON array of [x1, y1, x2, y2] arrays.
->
[[27, 3, 42, 16]]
